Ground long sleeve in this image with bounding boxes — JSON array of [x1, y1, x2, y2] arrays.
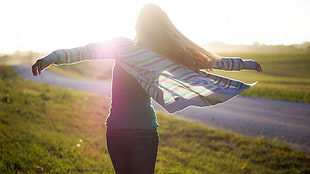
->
[[212, 57, 257, 71], [41, 38, 122, 66]]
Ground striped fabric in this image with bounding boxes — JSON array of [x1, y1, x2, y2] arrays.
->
[[44, 37, 256, 113]]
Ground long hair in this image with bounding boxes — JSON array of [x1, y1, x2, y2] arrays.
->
[[135, 4, 220, 72]]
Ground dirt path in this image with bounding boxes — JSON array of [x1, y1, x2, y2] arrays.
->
[[14, 64, 310, 154]]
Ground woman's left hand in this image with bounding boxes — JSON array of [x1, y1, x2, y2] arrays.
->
[[32, 59, 46, 76]]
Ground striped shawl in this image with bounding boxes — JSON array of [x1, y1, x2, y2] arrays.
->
[[42, 37, 257, 113]]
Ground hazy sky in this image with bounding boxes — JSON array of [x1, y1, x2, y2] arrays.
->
[[0, 0, 309, 53]]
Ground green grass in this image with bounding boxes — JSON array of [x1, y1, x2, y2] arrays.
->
[[1, 65, 310, 174], [0, 66, 113, 173], [48, 53, 310, 103]]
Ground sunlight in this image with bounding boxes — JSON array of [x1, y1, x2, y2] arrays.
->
[[20, 0, 140, 52], [0, 0, 309, 53]]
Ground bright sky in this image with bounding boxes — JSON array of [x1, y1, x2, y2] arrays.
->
[[0, 0, 309, 53]]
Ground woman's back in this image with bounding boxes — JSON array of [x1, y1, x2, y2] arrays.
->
[[106, 62, 158, 130]]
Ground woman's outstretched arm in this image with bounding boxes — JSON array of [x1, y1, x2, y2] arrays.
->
[[32, 39, 122, 76], [212, 57, 262, 72]]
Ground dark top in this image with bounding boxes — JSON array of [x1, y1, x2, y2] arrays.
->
[[105, 62, 158, 130]]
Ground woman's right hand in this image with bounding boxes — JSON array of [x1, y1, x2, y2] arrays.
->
[[32, 59, 46, 76], [254, 62, 263, 72]]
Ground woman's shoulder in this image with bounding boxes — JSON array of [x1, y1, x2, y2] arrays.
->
[[106, 37, 147, 54], [107, 37, 135, 46]]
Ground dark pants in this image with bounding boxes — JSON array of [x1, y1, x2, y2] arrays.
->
[[106, 129, 159, 174]]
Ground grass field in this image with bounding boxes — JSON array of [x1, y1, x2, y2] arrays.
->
[[1, 65, 310, 173], [48, 52, 310, 103]]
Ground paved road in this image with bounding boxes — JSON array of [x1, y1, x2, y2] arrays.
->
[[14, 64, 310, 154]]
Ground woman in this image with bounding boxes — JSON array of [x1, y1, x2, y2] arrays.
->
[[32, 4, 262, 174]]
